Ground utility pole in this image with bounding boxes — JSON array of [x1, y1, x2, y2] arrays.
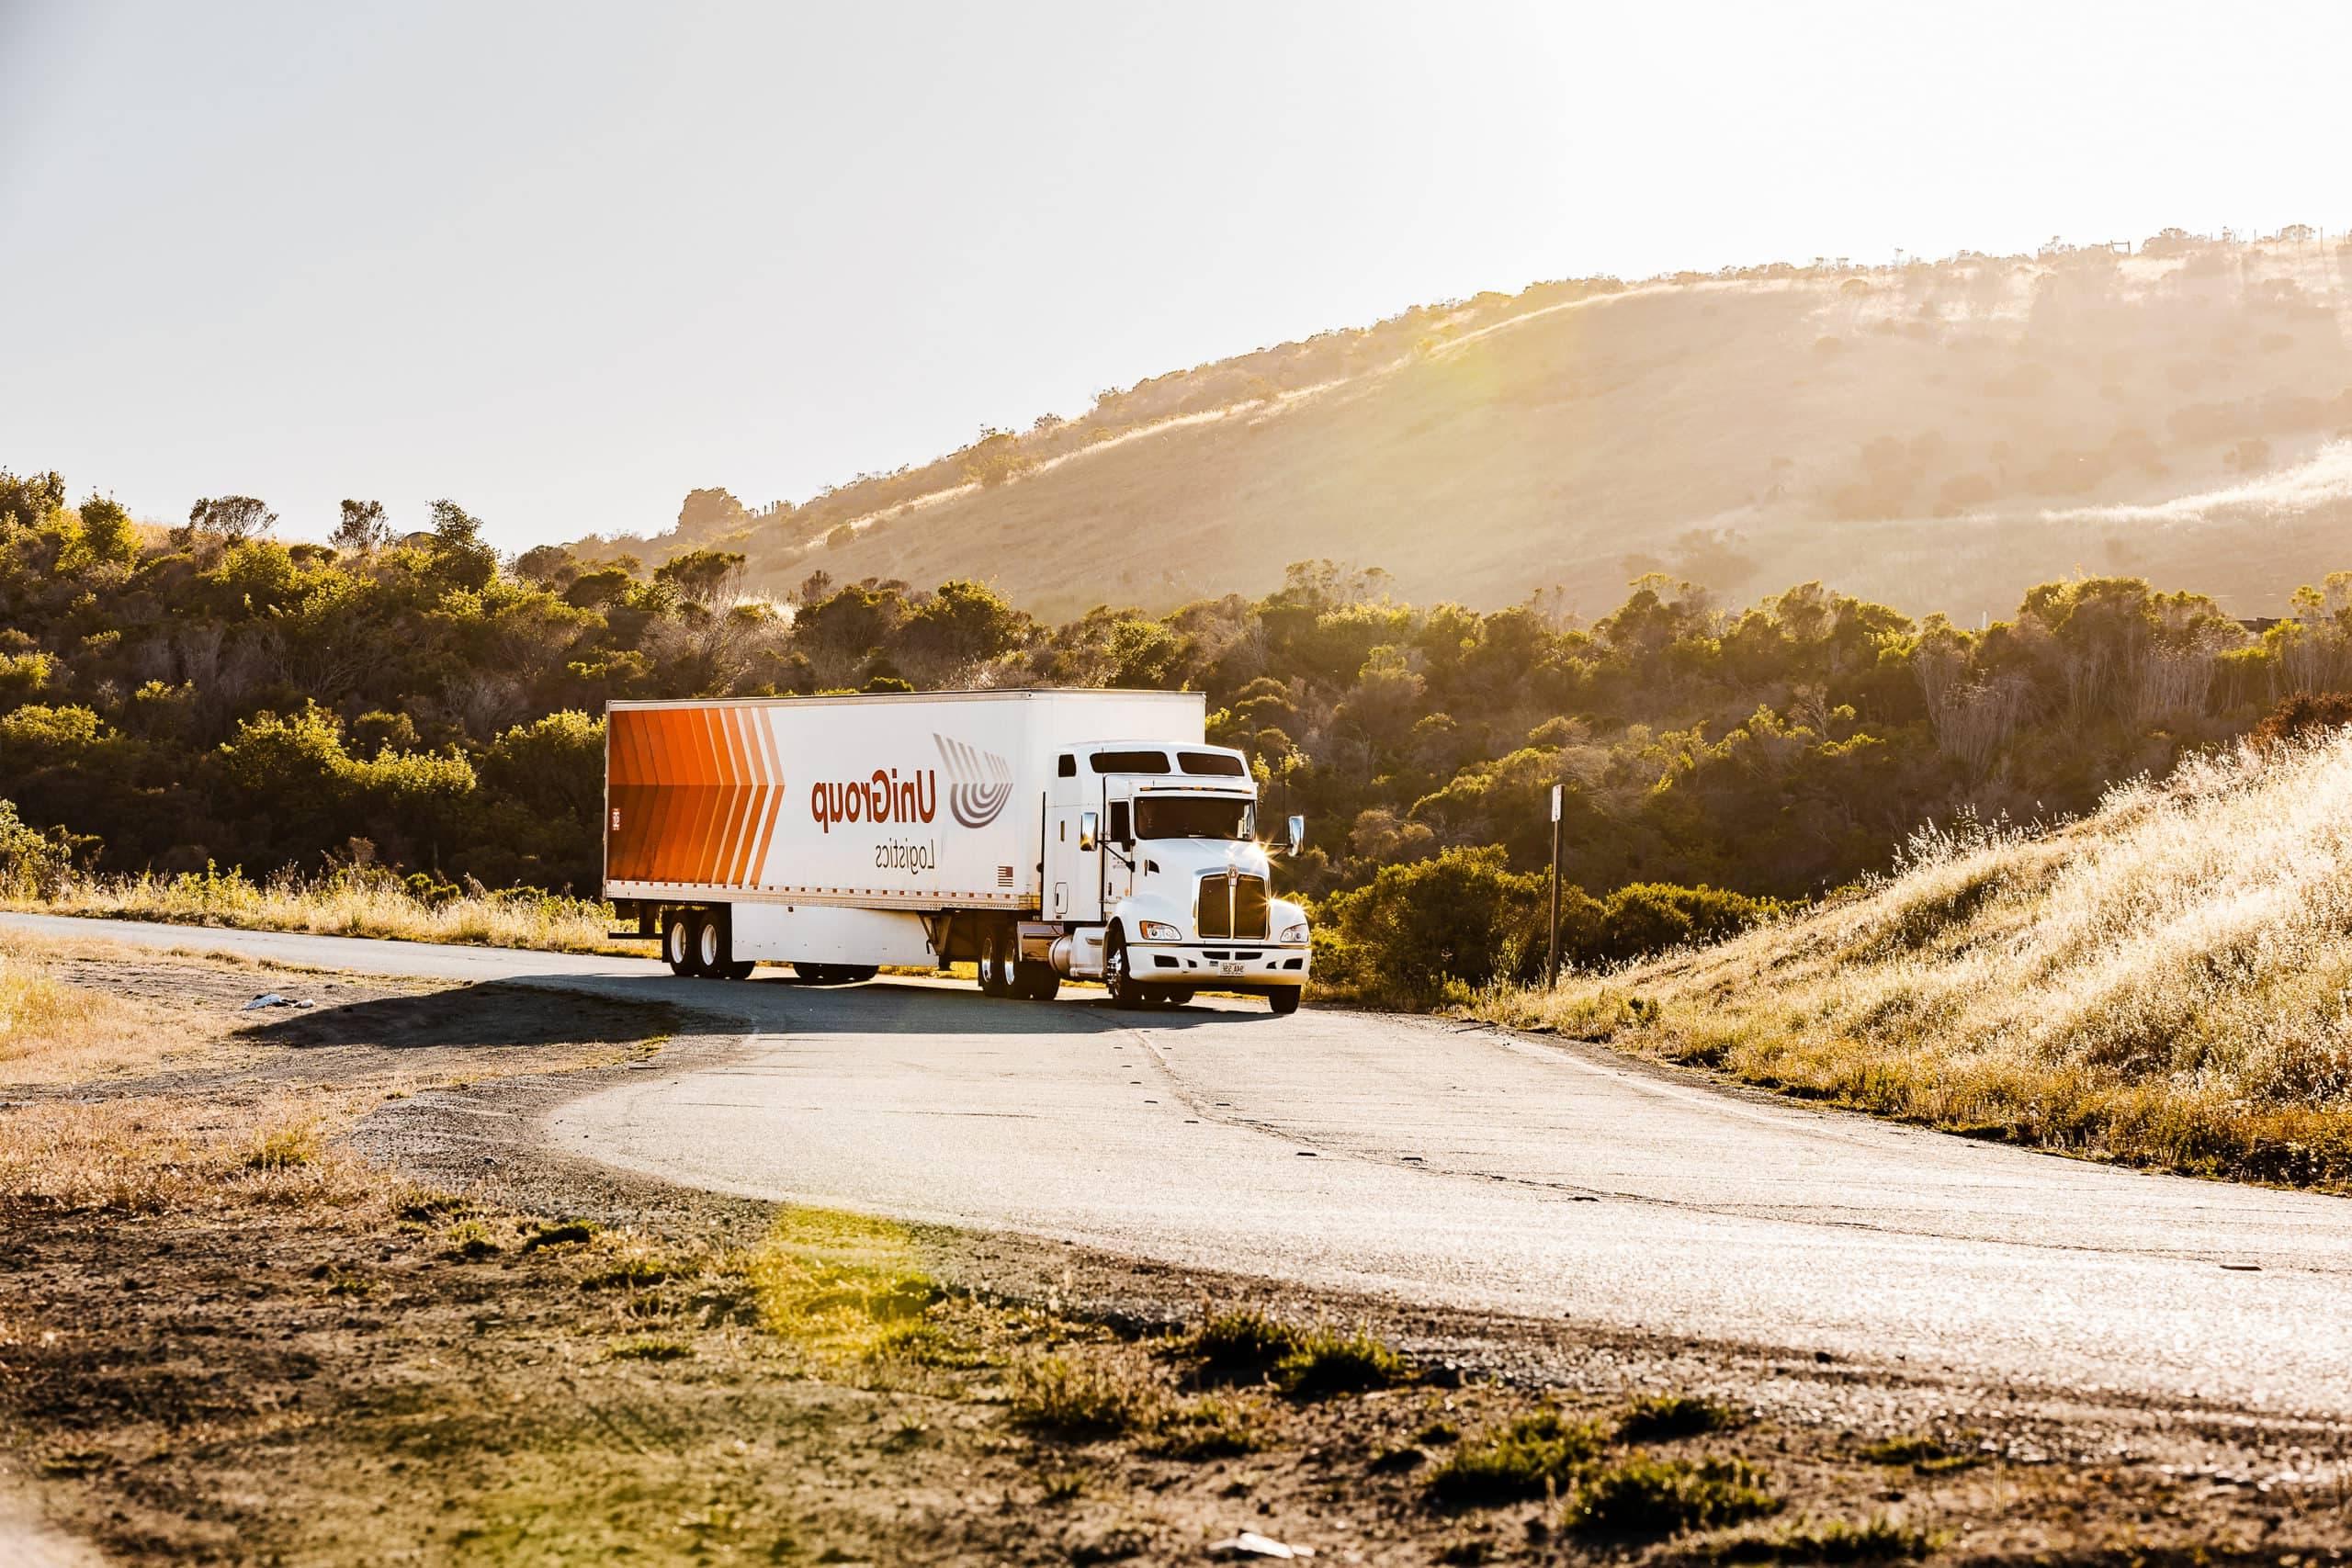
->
[[1546, 783, 1564, 988]]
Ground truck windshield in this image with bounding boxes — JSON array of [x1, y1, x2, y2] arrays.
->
[[1135, 795, 1254, 841]]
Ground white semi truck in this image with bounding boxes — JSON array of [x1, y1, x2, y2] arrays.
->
[[603, 689, 1310, 1012]]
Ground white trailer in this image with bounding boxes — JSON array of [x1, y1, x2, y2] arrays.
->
[[604, 690, 1310, 1012]]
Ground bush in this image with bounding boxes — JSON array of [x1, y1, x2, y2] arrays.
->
[[0, 799, 74, 898], [1570, 883, 1783, 968], [2251, 691, 2352, 750], [1317, 846, 1546, 1005]]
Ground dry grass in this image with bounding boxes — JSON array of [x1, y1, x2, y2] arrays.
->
[[0, 1090, 379, 1214], [9, 865, 618, 953], [0, 938, 141, 1085], [1473, 728, 2352, 1188]]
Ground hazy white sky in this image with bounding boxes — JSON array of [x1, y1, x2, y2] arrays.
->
[[4, 0, 2348, 550]]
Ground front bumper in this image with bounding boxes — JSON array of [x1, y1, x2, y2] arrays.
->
[[1130, 941, 1308, 990]]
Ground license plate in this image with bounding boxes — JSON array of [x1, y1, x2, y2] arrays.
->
[[1218, 962, 1246, 976]]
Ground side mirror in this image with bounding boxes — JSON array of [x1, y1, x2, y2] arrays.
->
[[1080, 810, 1099, 852], [1286, 814, 1306, 855]]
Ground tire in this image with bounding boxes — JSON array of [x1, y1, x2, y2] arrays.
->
[[978, 923, 1014, 998], [1159, 988, 1194, 1008], [664, 910, 705, 977], [1267, 987, 1303, 1016], [1103, 930, 1142, 1010], [695, 909, 730, 979], [1014, 959, 1060, 1001]]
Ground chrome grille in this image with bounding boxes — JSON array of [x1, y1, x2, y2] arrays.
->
[[1196, 872, 1270, 940]]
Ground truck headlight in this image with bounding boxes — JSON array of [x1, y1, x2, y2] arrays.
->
[[1279, 922, 1308, 943], [1138, 921, 1182, 942]]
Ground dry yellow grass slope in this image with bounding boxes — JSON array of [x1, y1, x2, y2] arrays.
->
[[641, 236, 2352, 621], [1474, 726, 2352, 1187], [6, 866, 618, 953]]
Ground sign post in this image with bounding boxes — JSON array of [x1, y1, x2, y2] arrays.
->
[[1546, 783, 1564, 988]]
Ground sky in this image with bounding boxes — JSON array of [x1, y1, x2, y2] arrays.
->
[[5, 0, 2351, 552]]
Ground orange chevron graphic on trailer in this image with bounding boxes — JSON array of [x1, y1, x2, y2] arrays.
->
[[605, 705, 784, 886]]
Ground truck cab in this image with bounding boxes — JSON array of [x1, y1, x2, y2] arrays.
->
[[1041, 740, 1310, 1013]]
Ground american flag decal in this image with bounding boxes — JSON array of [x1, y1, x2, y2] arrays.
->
[[997, 864, 1014, 887]]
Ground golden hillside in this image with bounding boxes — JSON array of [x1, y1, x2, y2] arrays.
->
[[637, 232, 2352, 619], [1476, 717, 2352, 1188]]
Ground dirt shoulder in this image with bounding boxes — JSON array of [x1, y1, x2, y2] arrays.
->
[[2, 940, 2347, 1565]]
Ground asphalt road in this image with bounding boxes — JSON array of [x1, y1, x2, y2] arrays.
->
[[18, 911, 2352, 1416]]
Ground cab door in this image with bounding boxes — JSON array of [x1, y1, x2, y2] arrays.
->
[[1100, 787, 1137, 910], [1044, 802, 1102, 923]]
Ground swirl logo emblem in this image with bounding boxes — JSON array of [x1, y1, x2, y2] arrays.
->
[[933, 733, 1013, 829]]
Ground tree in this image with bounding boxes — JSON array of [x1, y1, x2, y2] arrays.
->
[[178, 495, 276, 545], [424, 498, 497, 590], [653, 548, 748, 608], [331, 499, 391, 554], [74, 493, 139, 564], [0, 468, 66, 529]]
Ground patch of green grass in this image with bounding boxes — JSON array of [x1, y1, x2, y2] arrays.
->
[[1147, 1396, 1271, 1460], [1617, 1393, 1743, 1441], [243, 1122, 321, 1170], [580, 1254, 680, 1292], [440, 1219, 499, 1260], [1037, 1467, 1091, 1505], [1859, 1434, 1980, 1473], [1189, 1309, 1300, 1383], [1565, 1454, 1780, 1541], [1711, 1516, 1939, 1563], [521, 1221, 595, 1252], [1425, 1408, 1607, 1509], [323, 1272, 373, 1298], [1182, 1310, 1408, 1398], [1007, 1356, 1158, 1442], [394, 1186, 469, 1223], [748, 1207, 949, 1359], [1276, 1326, 1410, 1397], [863, 1317, 974, 1368], [603, 1335, 692, 1362]]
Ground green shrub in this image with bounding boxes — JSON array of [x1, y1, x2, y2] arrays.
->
[[1616, 1393, 1742, 1441], [1008, 1357, 1156, 1441], [0, 799, 74, 898], [1565, 1454, 1779, 1540], [1316, 847, 1546, 1005], [1426, 1409, 1605, 1508], [1183, 1311, 1408, 1397]]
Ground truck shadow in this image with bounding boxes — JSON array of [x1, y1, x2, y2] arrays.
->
[[237, 981, 684, 1051], [550, 972, 1272, 1037]]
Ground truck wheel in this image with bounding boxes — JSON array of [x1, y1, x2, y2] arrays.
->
[[695, 910, 731, 979], [1159, 988, 1194, 1008], [664, 910, 705, 977], [978, 923, 1014, 997], [1014, 959, 1060, 1001], [1103, 931, 1142, 1010], [1267, 988, 1303, 1016]]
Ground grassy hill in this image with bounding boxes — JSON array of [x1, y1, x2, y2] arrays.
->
[[618, 231, 2352, 621], [1475, 717, 2352, 1189]]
